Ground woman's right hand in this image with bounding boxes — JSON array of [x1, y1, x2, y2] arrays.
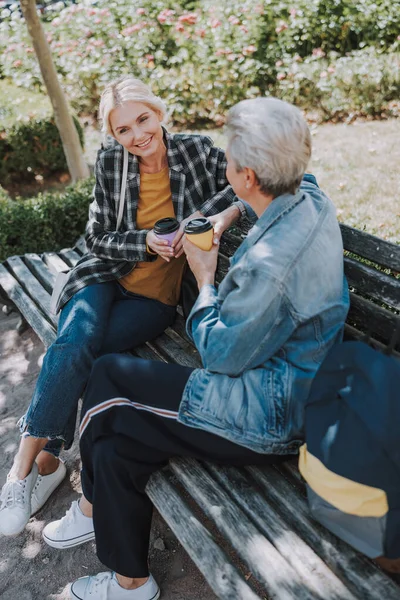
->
[[146, 230, 175, 263]]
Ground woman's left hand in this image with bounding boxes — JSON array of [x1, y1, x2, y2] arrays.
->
[[182, 236, 219, 290]]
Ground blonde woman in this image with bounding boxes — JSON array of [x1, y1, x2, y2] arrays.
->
[[0, 77, 244, 536]]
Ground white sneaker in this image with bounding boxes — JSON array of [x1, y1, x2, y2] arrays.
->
[[31, 459, 67, 515], [70, 572, 160, 600], [0, 463, 38, 536], [42, 499, 95, 549]]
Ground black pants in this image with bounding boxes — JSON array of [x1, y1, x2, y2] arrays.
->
[[80, 354, 285, 578]]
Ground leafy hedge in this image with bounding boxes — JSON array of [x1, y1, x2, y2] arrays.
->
[[1, 0, 399, 126], [0, 114, 84, 184], [0, 178, 93, 261]]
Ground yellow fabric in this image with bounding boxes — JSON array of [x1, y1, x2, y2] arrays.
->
[[298, 444, 389, 518], [119, 167, 186, 306]]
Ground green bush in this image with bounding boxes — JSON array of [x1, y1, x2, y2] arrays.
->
[[0, 115, 84, 184], [0, 178, 94, 261]]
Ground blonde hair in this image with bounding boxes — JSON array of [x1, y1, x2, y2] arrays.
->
[[226, 97, 311, 197], [99, 76, 167, 137]]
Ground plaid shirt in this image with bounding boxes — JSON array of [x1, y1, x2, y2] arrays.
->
[[56, 130, 237, 312]]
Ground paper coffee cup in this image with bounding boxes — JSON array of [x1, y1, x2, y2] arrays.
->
[[184, 218, 214, 251], [154, 217, 180, 246]]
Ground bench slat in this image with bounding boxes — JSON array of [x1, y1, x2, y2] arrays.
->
[[170, 457, 318, 600], [0, 264, 55, 348], [345, 256, 400, 310], [147, 470, 260, 600], [42, 252, 70, 275], [148, 333, 201, 368], [59, 249, 81, 268], [74, 236, 87, 255], [248, 466, 400, 600], [340, 224, 400, 272], [207, 463, 356, 600], [24, 254, 56, 293], [6, 256, 53, 318], [348, 293, 400, 349]]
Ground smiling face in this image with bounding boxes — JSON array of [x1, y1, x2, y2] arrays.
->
[[109, 100, 165, 162]]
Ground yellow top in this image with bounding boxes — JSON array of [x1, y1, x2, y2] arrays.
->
[[119, 167, 186, 306], [298, 444, 388, 517]]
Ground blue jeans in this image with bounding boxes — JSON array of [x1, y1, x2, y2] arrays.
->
[[18, 282, 176, 456]]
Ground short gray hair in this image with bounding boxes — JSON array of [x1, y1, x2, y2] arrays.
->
[[99, 76, 167, 137], [225, 97, 311, 197]]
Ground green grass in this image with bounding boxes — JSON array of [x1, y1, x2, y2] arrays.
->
[[0, 80, 51, 130]]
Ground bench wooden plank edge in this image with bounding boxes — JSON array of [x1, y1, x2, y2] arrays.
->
[[0, 264, 55, 348], [170, 457, 320, 600], [146, 469, 260, 600], [206, 462, 356, 600]]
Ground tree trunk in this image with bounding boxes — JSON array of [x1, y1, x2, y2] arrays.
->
[[20, 0, 90, 182]]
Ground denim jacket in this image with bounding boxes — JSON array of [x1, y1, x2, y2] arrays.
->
[[179, 178, 350, 454]]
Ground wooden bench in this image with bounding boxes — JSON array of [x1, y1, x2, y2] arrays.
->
[[0, 224, 399, 600]]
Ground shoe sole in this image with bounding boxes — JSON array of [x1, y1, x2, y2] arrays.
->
[[70, 583, 161, 599], [30, 465, 67, 516], [43, 530, 95, 549]]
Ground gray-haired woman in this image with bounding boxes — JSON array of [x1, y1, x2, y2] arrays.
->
[[0, 77, 244, 537], [46, 97, 349, 600]]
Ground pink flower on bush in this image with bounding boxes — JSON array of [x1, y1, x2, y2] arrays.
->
[[87, 8, 97, 16], [121, 24, 141, 36], [320, 71, 328, 78], [100, 8, 110, 16], [277, 73, 286, 80], [328, 66, 335, 73], [93, 39, 105, 47], [289, 8, 297, 18], [26, 47, 34, 54], [242, 45, 256, 55], [293, 54, 302, 62], [227, 53, 236, 61], [275, 60, 283, 67], [195, 28, 206, 38], [136, 8, 145, 15], [145, 54, 154, 61], [179, 12, 198, 25], [210, 19, 222, 28], [276, 21, 288, 34], [240, 25, 248, 33], [13, 60, 22, 68], [228, 16, 240, 25], [312, 47, 325, 58], [157, 9, 175, 24], [175, 22, 185, 32]]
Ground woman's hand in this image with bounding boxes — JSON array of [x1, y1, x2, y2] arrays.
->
[[146, 229, 175, 263], [207, 204, 241, 243], [171, 210, 203, 258], [182, 235, 219, 290]]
